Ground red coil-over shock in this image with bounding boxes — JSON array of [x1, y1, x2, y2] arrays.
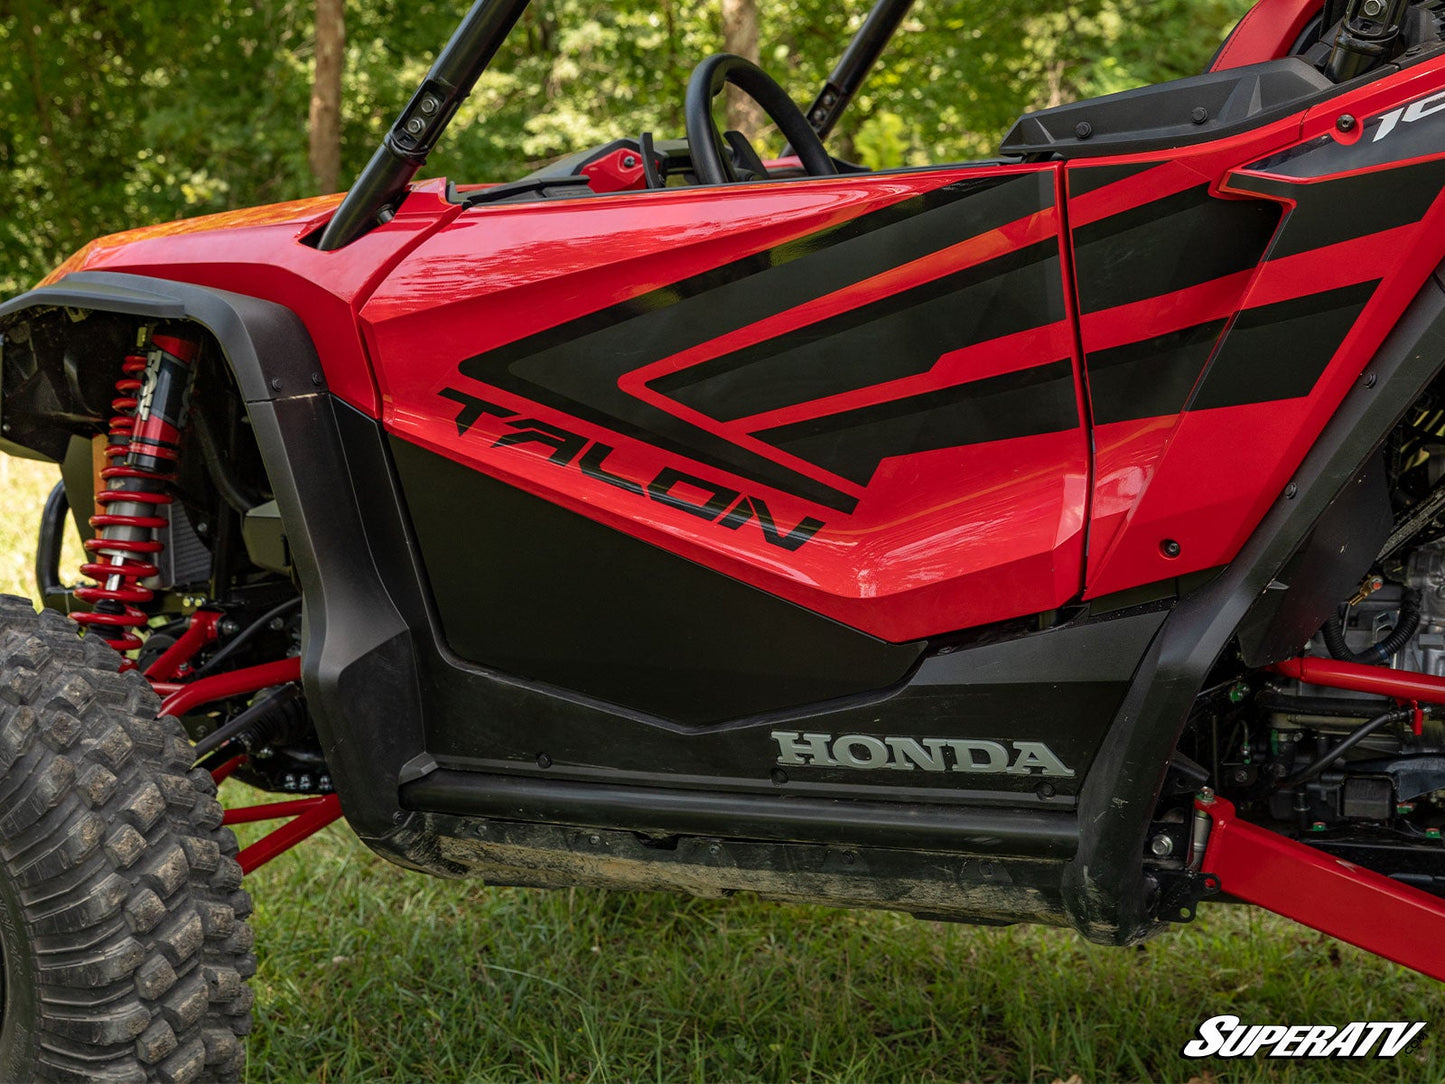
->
[[73, 333, 199, 660]]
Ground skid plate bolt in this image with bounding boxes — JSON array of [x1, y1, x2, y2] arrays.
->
[[1190, 107, 1209, 125], [1074, 121, 1093, 140], [536, 752, 552, 769], [1337, 114, 1357, 132]]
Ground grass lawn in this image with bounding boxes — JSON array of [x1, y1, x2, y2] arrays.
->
[[2, 449, 1442, 1082]]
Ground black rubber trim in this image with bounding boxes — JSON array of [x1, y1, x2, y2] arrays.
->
[[0, 271, 326, 402], [1062, 263, 1445, 944], [403, 770, 1079, 858]]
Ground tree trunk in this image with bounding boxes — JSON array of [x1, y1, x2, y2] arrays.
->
[[720, 0, 765, 141], [308, 0, 345, 193]]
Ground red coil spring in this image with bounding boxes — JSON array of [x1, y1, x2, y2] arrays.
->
[[72, 349, 177, 657]]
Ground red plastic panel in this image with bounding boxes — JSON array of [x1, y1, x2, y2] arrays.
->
[[47, 183, 465, 415], [1210, 0, 1322, 72], [1072, 59, 1445, 599], [364, 166, 1089, 642]]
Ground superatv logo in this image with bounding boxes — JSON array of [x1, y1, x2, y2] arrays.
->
[[1183, 1015, 1426, 1059], [771, 731, 1075, 776], [441, 387, 824, 551]]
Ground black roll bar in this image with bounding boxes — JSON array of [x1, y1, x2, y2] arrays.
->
[[317, 0, 532, 251], [319, 0, 912, 250], [800, 0, 917, 142]]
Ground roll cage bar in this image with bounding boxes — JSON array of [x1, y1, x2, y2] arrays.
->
[[316, 0, 918, 251]]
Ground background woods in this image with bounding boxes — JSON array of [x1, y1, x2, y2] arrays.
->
[[0, 0, 1249, 296]]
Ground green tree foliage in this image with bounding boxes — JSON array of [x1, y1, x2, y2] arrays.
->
[[0, 0, 1250, 294]]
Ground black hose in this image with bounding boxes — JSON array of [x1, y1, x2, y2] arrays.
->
[[1281, 707, 1415, 788], [1322, 588, 1421, 665], [192, 597, 301, 678], [34, 480, 69, 598], [191, 410, 262, 515]]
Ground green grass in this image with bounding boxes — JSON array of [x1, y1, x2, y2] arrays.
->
[[4, 449, 1445, 1082]]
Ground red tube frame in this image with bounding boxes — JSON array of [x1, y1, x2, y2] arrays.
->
[[1198, 793, 1445, 981], [143, 610, 221, 682], [149, 651, 333, 874], [153, 657, 301, 718], [229, 793, 343, 874], [210, 754, 247, 784], [1270, 656, 1445, 705]]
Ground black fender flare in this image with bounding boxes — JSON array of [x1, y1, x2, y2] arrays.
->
[[0, 270, 322, 404], [0, 271, 427, 847]]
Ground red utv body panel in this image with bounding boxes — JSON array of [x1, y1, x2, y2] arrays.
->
[[42, 55, 1445, 649], [1210, 0, 1322, 70]]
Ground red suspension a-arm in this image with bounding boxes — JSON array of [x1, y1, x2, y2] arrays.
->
[[1198, 793, 1445, 981]]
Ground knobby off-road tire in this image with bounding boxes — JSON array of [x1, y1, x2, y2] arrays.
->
[[0, 596, 255, 1082]]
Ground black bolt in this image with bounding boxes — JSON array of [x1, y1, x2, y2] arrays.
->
[[842, 851, 858, 865], [1036, 782, 1056, 799], [1160, 538, 1182, 559], [1074, 121, 1093, 140], [536, 752, 552, 769], [708, 843, 721, 857], [270, 377, 283, 392], [770, 767, 788, 785], [1337, 114, 1356, 132], [621, 155, 637, 168], [310, 372, 324, 387], [1284, 482, 1298, 499], [392, 810, 405, 825], [1190, 107, 1209, 125], [1364, 371, 1377, 388]]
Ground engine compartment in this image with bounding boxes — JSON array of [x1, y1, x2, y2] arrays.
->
[[1177, 380, 1445, 895]]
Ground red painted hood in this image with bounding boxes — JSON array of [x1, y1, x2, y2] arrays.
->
[[39, 181, 464, 414]]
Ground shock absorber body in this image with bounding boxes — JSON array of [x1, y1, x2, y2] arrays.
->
[[73, 333, 199, 658]]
